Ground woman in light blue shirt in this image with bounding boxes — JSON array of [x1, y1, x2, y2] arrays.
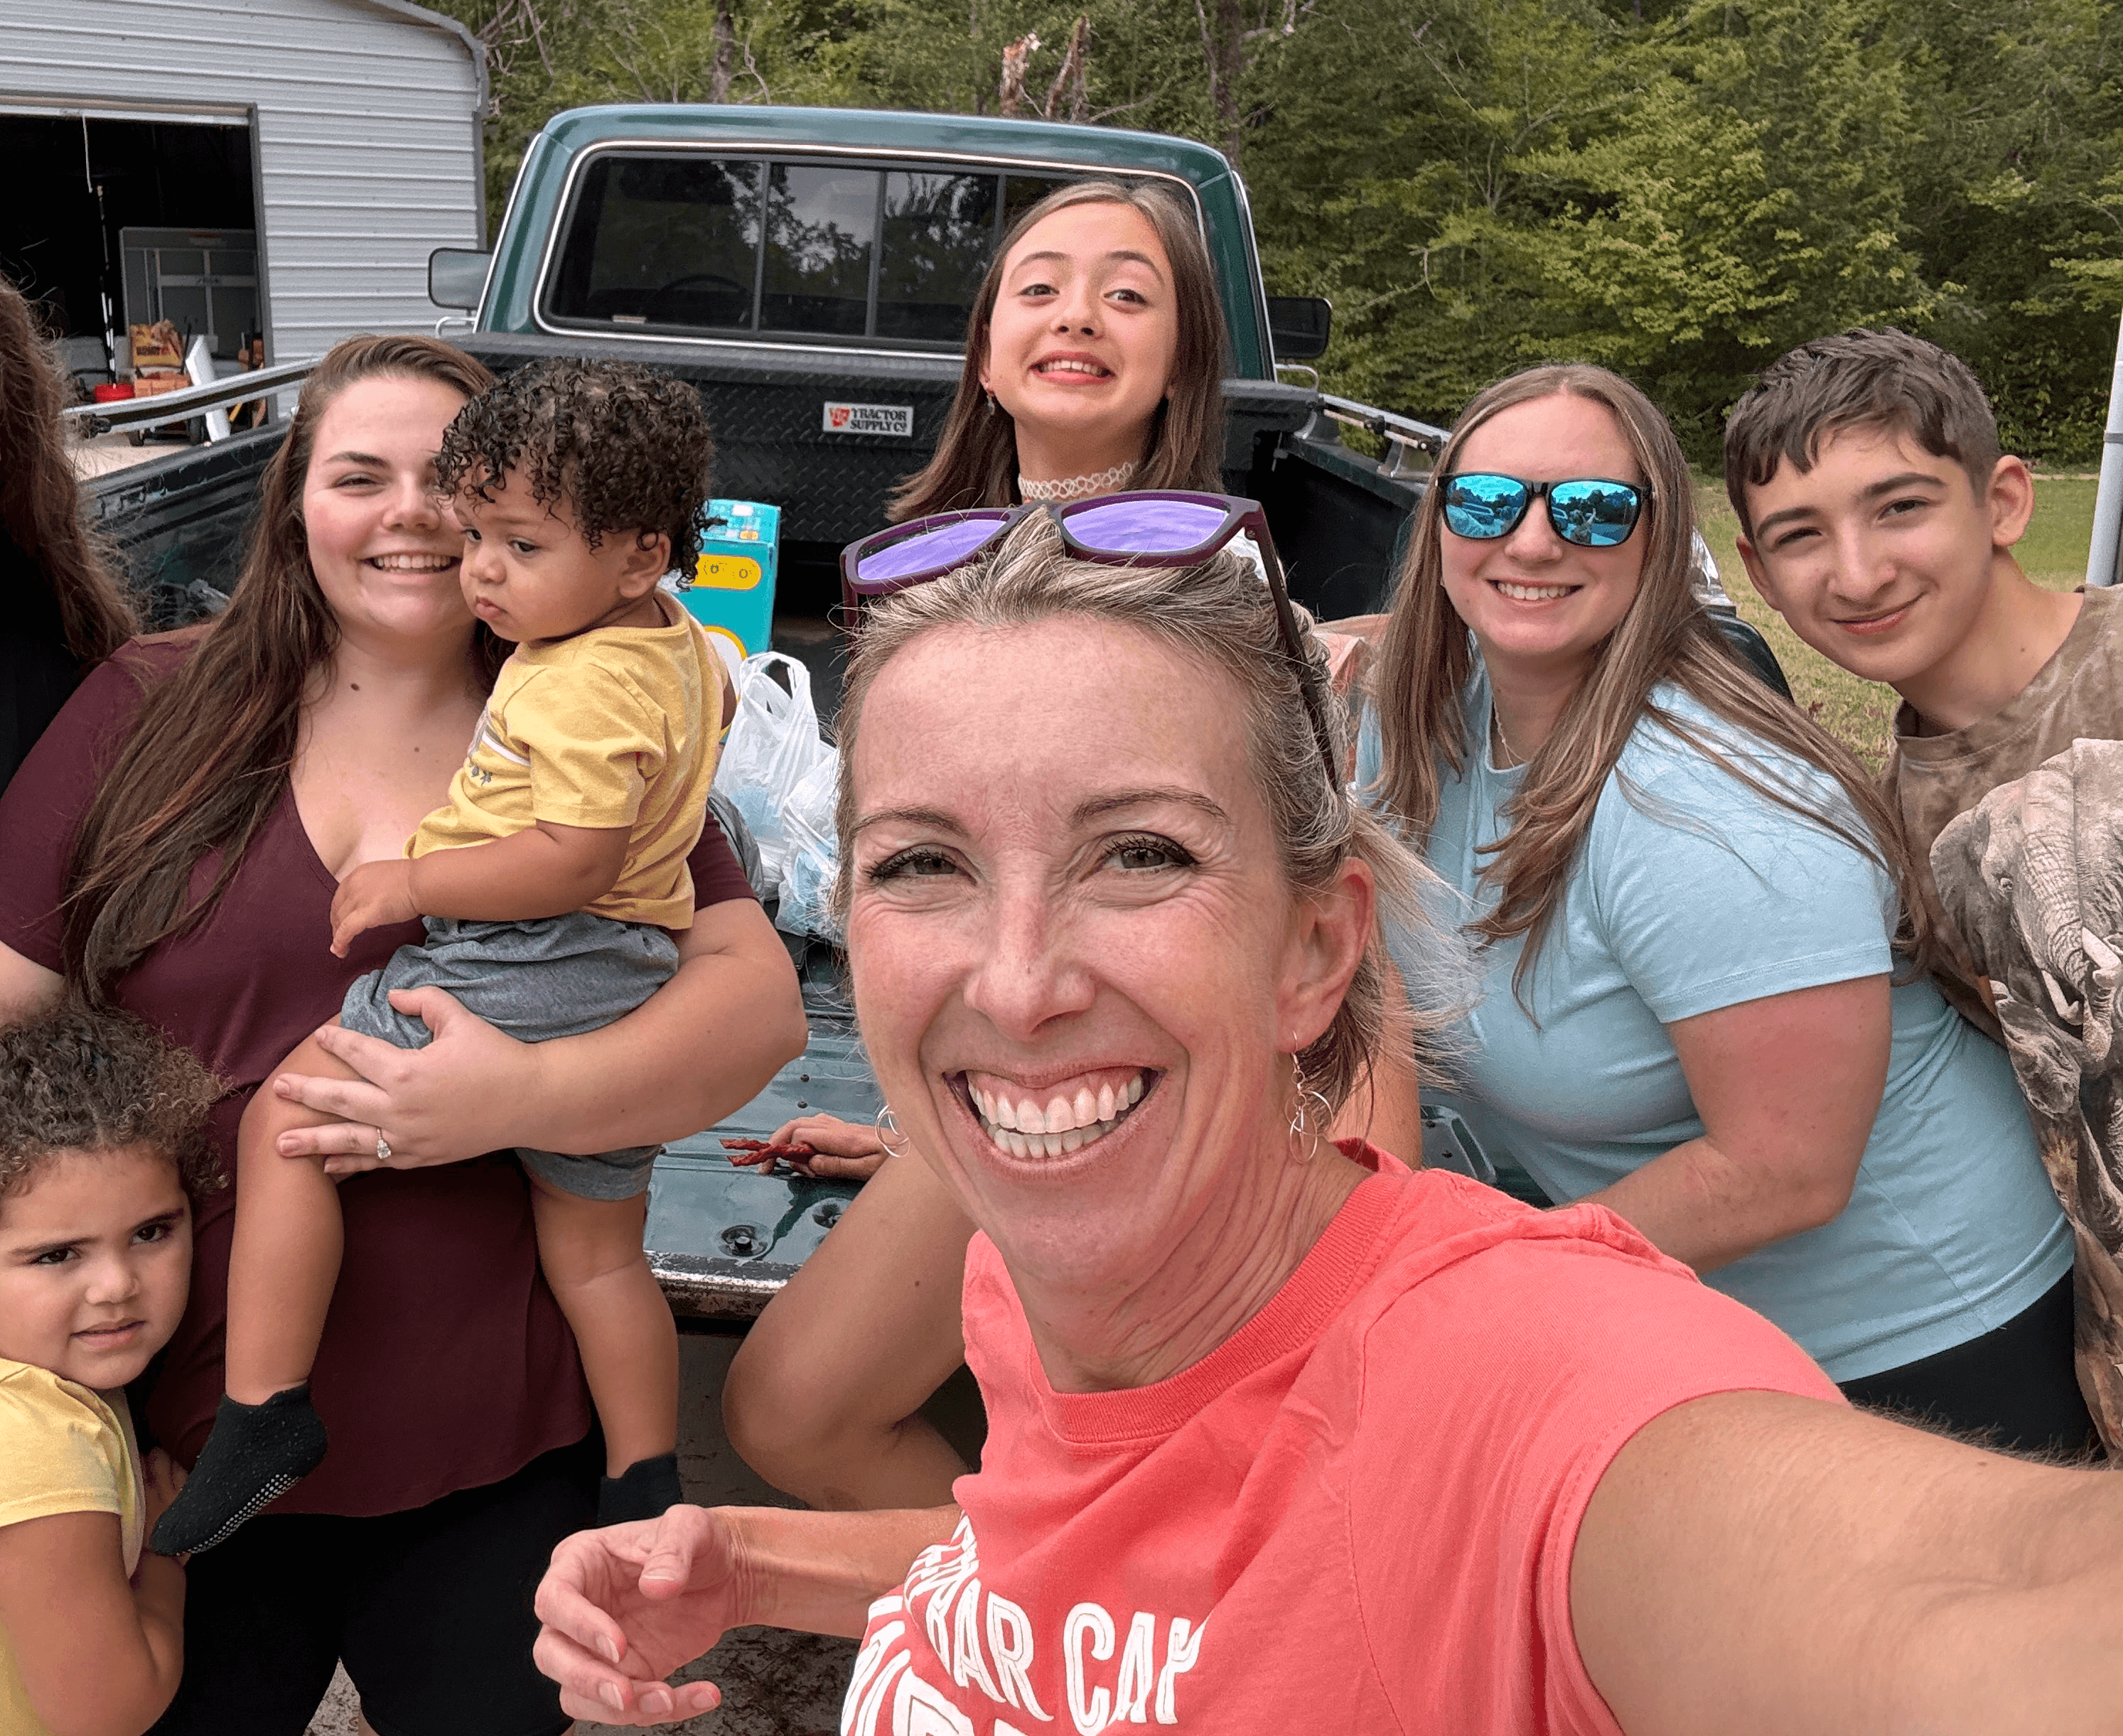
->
[[1359, 362, 2085, 1452]]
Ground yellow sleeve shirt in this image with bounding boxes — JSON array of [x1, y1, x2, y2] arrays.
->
[[410, 600, 727, 929], [0, 1360, 144, 1736]]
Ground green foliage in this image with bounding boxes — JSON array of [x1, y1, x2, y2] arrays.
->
[[429, 0, 2123, 462]]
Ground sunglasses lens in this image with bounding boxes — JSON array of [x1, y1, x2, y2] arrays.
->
[[855, 517, 1005, 585], [1441, 474, 1529, 540], [1065, 497, 1230, 555], [1547, 481, 1642, 547]]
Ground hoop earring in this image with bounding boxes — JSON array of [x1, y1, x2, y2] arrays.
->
[[874, 1105, 910, 1160]]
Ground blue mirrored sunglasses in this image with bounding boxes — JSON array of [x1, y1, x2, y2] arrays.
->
[[840, 491, 1341, 789], [1441, 473, 1649, 549]]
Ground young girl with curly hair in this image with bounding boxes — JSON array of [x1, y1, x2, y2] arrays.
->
[[0, 1006, 220, 1736]]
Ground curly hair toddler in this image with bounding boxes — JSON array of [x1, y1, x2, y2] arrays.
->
[[154, 359, 726, 1556]]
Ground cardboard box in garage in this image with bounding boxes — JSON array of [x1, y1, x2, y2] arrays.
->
[[128, 321, 186, 371]]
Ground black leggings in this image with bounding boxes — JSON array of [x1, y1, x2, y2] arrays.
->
[[149, 1435, 597, 1736], [1838, 1271, 2098, 1457]]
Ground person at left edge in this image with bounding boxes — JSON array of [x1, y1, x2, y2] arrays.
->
[[0, 1007, 220, 1736], [0, 272, 139, 794], [0, 333, 804, 1736]]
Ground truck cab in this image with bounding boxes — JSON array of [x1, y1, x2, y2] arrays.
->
[[436, 104, 1425, 622]]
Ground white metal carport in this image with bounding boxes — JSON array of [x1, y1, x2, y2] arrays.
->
[[0, 0, 485, 367]]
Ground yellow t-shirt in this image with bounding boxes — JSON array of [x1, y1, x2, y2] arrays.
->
[[411, 595, 727, 929], [0, 1360, 144, 1736]]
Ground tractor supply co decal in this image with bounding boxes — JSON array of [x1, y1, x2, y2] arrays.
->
[[824, 401, 915, 437]]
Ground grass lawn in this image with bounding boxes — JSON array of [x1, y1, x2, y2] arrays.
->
[[1693, 475, 2101, 771]]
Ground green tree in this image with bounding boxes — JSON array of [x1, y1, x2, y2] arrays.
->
[[428, 0, 2123, 458], [1249, 0, 1936, 453], [1893, 0, 2123, 460]]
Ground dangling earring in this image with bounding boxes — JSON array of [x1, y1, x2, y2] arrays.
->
[[1287, 1056, 1332, 1161], [985, 389, 999, 414], [874, 1105, 910, 1160]]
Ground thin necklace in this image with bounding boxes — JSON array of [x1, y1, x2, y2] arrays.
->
[[1018, 460, 1139, 502], [1490, 706, 1522, 767]]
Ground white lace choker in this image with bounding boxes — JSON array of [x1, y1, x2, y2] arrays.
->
[[1018, 461, 1139, 502]]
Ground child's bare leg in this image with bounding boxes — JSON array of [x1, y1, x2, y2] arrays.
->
[[227, 1030, 364, 1401], [528, 1178, 680, 1518], [150, 1030, 361, 1556]]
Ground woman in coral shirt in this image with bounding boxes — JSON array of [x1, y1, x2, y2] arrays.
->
[[536, 516, 2123, 1735]]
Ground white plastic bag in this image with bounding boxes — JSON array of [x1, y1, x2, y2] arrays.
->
[[773, 748, 843, 940], [710, 652, 832, 905]]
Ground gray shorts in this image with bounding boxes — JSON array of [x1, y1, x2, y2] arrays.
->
[[340, 912, 681, 1202]]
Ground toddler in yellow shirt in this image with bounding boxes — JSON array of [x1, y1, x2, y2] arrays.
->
[[155, 360, 727, 1557], [0, 1007, 221, 1735]]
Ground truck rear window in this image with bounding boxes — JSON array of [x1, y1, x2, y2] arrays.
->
[[545, 152, 1077, 347]]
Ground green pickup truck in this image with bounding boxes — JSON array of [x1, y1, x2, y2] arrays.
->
[[74, 103, 1780, 1312]]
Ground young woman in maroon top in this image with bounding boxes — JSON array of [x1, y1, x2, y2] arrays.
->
[[0, 334, 806, 1736]]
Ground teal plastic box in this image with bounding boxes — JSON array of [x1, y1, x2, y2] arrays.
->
[[681, 500, 780, 679]]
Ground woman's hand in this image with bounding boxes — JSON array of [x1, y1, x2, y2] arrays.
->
[[532, 1509, 743, 1725], [534, 1502, 955, 1722], [329, 860, 420, 958], [274, 986, 538, 1175], [274, 899, 804, 1175], [751, 1113, 891, 1182]]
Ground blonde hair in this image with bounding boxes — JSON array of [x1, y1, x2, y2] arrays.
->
[[834, 514, 1462, 1114], [1369, 362, 1935, 996]]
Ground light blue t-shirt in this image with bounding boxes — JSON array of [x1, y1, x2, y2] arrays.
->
[[1357, 668, 2070, 1381]]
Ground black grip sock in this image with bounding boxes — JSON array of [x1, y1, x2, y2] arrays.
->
[[598, 1452, 684, 1526], [149, 1386, 328, 1556]]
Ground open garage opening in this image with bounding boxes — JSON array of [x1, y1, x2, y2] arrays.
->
[[0, 109, 257, 390]]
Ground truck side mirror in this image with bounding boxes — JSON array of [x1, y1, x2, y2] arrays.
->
[[1267, 296, 1331, 362], [429, 248, 493, 311]]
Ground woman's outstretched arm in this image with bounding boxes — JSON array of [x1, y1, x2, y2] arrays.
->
[[270, 896, 805, 1171], [724, 1150, 975, 1509], [1574, 1390, 2123, 1732]]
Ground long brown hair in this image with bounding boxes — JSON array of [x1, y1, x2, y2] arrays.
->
[[888, 179, 1228, 521], [63, 334, 501, 996], [1, 274, 136, 660], [1369, 363, 1935, 996]]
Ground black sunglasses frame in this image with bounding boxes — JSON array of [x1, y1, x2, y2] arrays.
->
[[840, 491, 1343, 792], [1439, 473, 1651, 548]]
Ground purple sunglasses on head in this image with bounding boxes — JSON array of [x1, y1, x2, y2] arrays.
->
[[840, 490, 1340, 789]]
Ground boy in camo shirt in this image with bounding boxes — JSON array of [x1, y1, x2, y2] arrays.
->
[[1727, 328, 2123, 1448]]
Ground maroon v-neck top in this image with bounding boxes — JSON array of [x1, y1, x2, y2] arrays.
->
[[0, 640, 756, 1516]]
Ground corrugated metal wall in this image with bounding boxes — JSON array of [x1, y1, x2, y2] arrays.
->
[[0, 0, 484, 364]]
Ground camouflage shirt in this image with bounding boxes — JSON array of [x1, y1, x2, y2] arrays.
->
[[1904, 586, 2123, 1448], [1891, 586, 2123, 1038]]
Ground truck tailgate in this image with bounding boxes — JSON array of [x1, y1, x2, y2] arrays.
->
[[646, 1010, 880, 1318]]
